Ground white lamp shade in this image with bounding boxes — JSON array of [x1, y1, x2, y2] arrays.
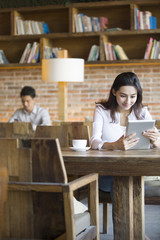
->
[[42, 58, 84, 82]]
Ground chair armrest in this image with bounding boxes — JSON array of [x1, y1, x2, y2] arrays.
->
[[67, 173, 98, 192], [8, 173, 98, 193], [8, 182, 64, 193], [62, 173, 99, 239]]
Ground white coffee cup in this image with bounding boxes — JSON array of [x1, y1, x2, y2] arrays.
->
[[72, 139, 87, 148]]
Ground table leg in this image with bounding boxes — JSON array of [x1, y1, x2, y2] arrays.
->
[[113, 176, 134, 240], [133, 176, 145, 240]]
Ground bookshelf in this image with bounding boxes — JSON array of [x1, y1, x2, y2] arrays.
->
[[0, 0, 160, 68]]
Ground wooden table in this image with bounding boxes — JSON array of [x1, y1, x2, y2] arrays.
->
[[62, 148, 160, 240]]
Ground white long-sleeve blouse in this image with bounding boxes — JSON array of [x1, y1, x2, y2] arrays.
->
[[90, 105, 152, 150]]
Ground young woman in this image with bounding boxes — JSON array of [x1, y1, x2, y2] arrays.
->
[[90, 71, 160, 151], [90, 72, 160, 240]]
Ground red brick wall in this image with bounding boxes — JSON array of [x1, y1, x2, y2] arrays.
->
[[0, 64, 160, 123]]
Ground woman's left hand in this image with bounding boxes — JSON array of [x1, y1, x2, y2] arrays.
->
[[142, 128, 160, 147]]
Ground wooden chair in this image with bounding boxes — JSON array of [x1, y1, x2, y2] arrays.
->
[[35, 123, 90, 147], [2, 138, 99, 239], [35, 123, 112, 234], [0, 167, 8, 239], [35, 123, 91, 187]]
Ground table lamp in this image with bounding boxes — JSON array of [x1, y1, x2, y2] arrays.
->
[[42, 58, 84, 121]]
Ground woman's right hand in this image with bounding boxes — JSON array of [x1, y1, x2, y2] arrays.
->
[[114, 133, 139, 150]]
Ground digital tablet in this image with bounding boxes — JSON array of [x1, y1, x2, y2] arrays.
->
[[126, 120, 155, 150]]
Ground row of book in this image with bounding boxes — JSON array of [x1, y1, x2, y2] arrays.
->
[[104, 42, 128, 61], [44, 46, 69, 59], [1, 39, 160, 64], [19, 42, 40, 63], [16, 16, 50, 35], [134, 8, 157, 30], [74, 13, 108, 32], [144, 37, 160, 60]]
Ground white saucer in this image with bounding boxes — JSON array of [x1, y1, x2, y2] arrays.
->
[[69, 146, 91, 152]]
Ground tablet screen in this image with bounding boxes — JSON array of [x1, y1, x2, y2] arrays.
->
[[126, 120, 155, 150]]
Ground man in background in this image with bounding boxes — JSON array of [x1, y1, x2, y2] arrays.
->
[[9, 86, 51, 130]]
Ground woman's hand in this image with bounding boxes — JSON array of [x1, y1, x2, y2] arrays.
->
[[114, 133, 139, 150], [142, 128, 160, 148], [102, 133, 139, 150]]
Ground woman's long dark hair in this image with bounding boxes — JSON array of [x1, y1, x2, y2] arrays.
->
[[97, 72, 143, 122]]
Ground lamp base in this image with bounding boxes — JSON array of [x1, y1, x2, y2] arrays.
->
[[58, 82, 67, 121]]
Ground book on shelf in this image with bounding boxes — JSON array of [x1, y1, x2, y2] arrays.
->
[[27, 42, 38, 63], [0, 50, 9, 64], [104, 42, 128, 61], [153, 41, 159, 59], [134, 8, 138, 30], [144, 38, 160, 60], [18, 18, 25, 35], [144, 37, 153, 59], [44, 46, 69, 59], [81, 14, 90, 32], [77, 14, 84, 32], [145, 11, 152, 29], [34, 21, 42, 34], [92, 16, 100, 32], [42, 22, 50, 34], [104, 42, 115, 60], [74, 13, 79, 32], [19, 43, 31, 63], [87, 45, 100, 61], [150, 16, 157, 30], [113, 45, 120, 60], [134, 8, 157, 30], [100, 16, 108, 31], [74, 13, 108, 33], [16, 16, 50, 35], [23, 20, 32, 34], [19, 42, 40, 63], [31, 44, 40, 63], [114, 45, 128, 60], [150, 39, 157, 59]]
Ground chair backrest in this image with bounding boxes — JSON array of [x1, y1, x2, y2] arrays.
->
[[30, 138, 68, 239], [0, 122, 35, 138], [35, 124, 90, 147], [0, 167, 8, 240], [31, 138, 68, 183], [0, 138, 67, 184], [0, 138, 69, 239], [0, 138, 32, 182], [53, 121, 92, 138]]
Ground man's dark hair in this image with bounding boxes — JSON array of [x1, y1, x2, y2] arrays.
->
[[20, 86, 36, 98]]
